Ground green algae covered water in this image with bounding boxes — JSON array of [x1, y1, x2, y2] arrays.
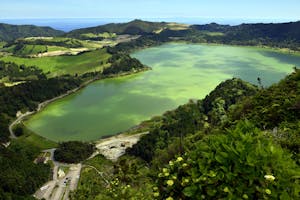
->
[[25, 43, 300, 141]]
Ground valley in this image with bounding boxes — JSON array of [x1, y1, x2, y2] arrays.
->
[[0, 19, 299, 200]]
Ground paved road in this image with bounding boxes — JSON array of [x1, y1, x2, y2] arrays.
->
[[34, 164, 82, 200], [34, 148, 81, 200], [63, 164, 82, 200], [9, 111, 34, 138]]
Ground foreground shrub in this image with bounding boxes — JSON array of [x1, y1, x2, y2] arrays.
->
[[156, 121, 300, 199]]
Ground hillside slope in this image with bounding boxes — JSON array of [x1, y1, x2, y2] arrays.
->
[[190, 21, 300, 49], [0, 23, 64, 41], [192, 21, 300, 41], [67, 19, 186, 37]]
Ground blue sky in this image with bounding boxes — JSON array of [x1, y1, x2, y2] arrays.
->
[[1, 0, 299, 20]]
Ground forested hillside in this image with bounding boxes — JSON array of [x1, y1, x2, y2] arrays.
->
[[103, 20, 300, 52], [0, 23, 64, 42], [67, 19, 171, 38], [191, 21, 300, 50]]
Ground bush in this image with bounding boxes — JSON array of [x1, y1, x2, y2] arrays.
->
[[155, 121, 300, 199], [14, 126, 23, 137]]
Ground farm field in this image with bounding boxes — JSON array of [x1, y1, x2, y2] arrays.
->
[[0, 48, 111, 76]]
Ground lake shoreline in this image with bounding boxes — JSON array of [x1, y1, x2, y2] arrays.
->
[[19, 42, 300, 141], [130, 40, 300, 57], [9, 67, 151, 140]]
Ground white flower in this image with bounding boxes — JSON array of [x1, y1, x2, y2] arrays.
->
[[264, 175, 276, 181], [166, 179, 174, 186], [162, 168, 168, 173], [265, 189, 272, 195], [176, 156, 183, 162]]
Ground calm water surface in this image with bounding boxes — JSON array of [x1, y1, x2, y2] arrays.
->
[[25, 43, 300, 141]]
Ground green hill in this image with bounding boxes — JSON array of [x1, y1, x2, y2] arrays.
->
[[0, 23, 64, 42], [190, 21, 300, 49], [192, 21, 300, 41], [67, 19, 187, 38]]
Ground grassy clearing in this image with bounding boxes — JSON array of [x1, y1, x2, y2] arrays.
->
[[13, 124, 57, 150], [154, 23, 190, 33], [167, 22, 190, 30], [21, 45, 47, 55], [84, 154, 113, 169], [79, 40, 113, 49], [1, 44, 47, 55], [0, 44, 15, 53], [0, 48, 111, 76], [203, 31, 225, 36], [81, 32, 117, 39], [18, 133, 57, 150], [46, 45, 69, 51]]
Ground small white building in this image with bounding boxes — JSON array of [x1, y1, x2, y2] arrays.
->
[[58, 168, 65, 178]]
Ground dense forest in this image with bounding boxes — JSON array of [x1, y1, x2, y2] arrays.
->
[[103, 53, 148, 75], [0, 140, 51, 199], [191, 21, 300, 50], [0, 61, 45, 83], [54, 141, 95, 163]]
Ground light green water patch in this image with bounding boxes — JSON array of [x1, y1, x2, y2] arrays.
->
[[25, 43, 300, 141]]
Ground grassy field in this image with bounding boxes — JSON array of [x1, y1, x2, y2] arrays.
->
[[14, 124, 57, 150], [17, 132, 57, 150], [0, 48, 111, 76], [203, 31, 225, 36], [47, 45, 69, 51], [81, 32, 117, 39], [20, 45, 47, 55], [2, 36, 115, 54]]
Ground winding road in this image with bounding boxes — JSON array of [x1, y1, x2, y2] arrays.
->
[[9, 111, 34, 138]]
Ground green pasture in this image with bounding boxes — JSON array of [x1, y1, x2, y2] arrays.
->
[[0, 48, 111, 76]]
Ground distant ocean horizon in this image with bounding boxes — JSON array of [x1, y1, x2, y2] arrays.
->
[[0, 18, 298, 32]]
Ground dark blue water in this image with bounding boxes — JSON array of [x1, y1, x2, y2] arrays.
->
[[0, 18, 295, 32]]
